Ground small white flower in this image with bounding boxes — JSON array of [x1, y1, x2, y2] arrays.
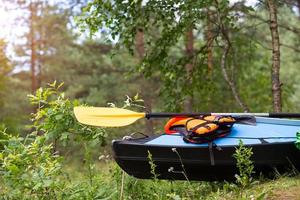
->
[[98, 155, 105, 160], [168, 167, 174, 172]]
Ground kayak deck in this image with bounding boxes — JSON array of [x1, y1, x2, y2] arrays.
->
[[112, 117, 300, 181], [147, 117, 299, 147]]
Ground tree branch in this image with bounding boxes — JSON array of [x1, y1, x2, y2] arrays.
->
[[215, 0, 250, 112], [220, 37, 250, 112]]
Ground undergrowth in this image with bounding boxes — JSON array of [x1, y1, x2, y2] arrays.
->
[[233, 140, 254, 188], [74, 161, 299, 200]]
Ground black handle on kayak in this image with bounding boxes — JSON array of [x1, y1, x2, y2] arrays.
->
[[269, 113, 300, 118], [145, 113, 211, 119], [146, 112, 300, 119]]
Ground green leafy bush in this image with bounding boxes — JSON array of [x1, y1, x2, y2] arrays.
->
[[28, 81, 106, 146], [233, 140, 254, 188], [0, 82, 109, 199], [0, 132, 63, 199]]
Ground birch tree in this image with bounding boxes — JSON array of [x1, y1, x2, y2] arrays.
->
[[266, 0, 282, 112]]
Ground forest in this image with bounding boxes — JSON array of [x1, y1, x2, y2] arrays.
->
[[0, 0, 300, 199]]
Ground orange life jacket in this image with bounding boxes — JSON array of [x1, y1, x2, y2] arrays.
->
[[164, 115, 236, 144]]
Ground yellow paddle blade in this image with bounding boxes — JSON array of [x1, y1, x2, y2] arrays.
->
[[74, 107, 146, 127]]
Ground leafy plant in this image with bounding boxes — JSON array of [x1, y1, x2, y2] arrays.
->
[[28, 81, 107, 146], [233, 140, 254, 188], [147, 150, 158, 180], [0, 81, 110, 199], [295, 132, 300, 150], [0, 133, 63, 199]]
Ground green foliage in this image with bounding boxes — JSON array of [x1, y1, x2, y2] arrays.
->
[[0, 82, 111, 199], [77, 1, 300, 113], [147, 150, 158, 180], [0, 39, 13, 119], [0, 132, 63, 199], [233, 140, 254, 188], [78, 0, 213, 110], [0, 39, 11, 78], [0, 126, 9, 150], [78, 0, 261, 112], [1, 79, 31, 133], [61, 176, 116, 199], [295, 132, 300, 150], [108, 162, 295, 200], [28, 81, 106, 146]]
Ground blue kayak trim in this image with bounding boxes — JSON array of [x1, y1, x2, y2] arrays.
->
[[146, 117, 300, 147]]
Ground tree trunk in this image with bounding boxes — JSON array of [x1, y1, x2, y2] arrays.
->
[[29, 1, 37, 93], [136, 28, 145, 59], [205, 9, 214, 110], [135, 28, 154, 134], [37, 1, 45, 88], [184, 27, 194, 112], [266, 0, 282, 112], [37, 33, 43, 87], [206, 10, 213, 74]]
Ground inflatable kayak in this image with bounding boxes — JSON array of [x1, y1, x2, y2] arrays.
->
[[112, 117, 300, 181]]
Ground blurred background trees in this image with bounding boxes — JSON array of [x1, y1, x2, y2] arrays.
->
[[0, 0, 300, 134], [78, 0, 300, 116]]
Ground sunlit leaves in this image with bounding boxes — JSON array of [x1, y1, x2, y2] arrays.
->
[[29, 81, 107, 145], [0, 133, 63, 198]]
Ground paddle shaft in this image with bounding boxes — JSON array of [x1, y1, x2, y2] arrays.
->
[[145, 112, 300, 119]]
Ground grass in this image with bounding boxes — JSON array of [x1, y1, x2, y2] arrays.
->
[[61, 159, 300, 200], [1, 156, 298, 199], [265, 177, 300, 200]]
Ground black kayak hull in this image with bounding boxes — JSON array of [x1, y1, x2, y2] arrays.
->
[[112, 136, 300, 181]]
